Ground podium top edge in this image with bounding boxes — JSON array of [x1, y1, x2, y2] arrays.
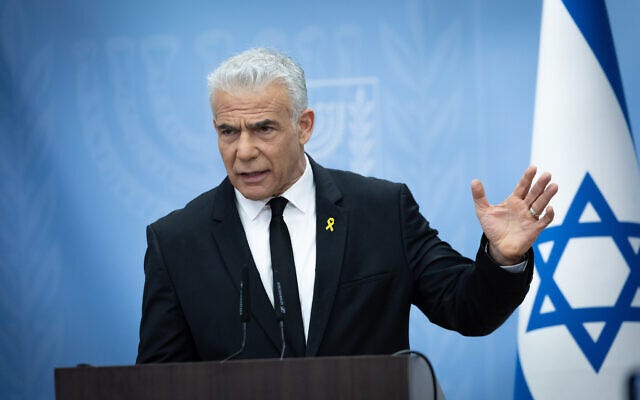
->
[[54, 353, 421, 372]]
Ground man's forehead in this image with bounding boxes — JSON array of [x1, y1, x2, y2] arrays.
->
[[212, 85, 292, 121], [213, 82, 289, 105], [213, 103, 288, 123]]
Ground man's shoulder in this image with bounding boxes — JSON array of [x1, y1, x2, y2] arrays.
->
[[319, 166, 408, 209], [148, 186, 219, 235], [324, 167, 404, 196]]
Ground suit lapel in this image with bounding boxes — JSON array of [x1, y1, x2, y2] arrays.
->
[[210, 179, 282, 353], [306, 159, 348, 356]]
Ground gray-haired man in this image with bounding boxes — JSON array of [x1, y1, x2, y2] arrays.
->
[[137, 48, 557, 362]]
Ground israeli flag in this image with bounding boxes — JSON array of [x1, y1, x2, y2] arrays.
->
[[515, 0, 640, 398]]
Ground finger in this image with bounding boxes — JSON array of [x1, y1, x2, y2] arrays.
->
[[524, 172, 552, 206], [512, 166, 537, 199], [536, 205, 555, 231], [471, 179, 490, 211], [530, 182, 558, 217]]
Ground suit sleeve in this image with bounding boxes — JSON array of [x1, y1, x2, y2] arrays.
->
[[136, 225, 199, 363], [400, 184, 534, 336]]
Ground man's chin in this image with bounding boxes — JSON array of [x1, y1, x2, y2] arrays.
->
[[234, 185, 271, 201], [229, 173, 273, 201]]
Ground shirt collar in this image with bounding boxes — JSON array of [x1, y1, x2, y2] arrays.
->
[[234, 154, 315, 221]]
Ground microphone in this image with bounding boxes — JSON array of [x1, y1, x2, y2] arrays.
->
[[240, 268, 250, 323], [222, 268, 250, 362], [392, 349, 439, 399], [272, 268, 287, 360]]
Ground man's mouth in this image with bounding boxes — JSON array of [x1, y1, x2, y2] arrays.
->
[[238, 170, 268, 183]]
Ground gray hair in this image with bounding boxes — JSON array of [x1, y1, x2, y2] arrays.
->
[[207, 48, 308, 123]]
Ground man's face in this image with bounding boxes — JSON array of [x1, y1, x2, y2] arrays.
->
[[213, 83, 314, 200]]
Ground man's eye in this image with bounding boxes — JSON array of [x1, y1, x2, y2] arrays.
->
[[259, 125, 274, 133], [220, 129, 235, 136]]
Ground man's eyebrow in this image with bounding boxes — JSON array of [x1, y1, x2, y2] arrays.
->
[[247, 119, 280, 130], [216, 123, 238, 131]]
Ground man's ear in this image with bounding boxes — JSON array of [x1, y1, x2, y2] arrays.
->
[[297, 108, 314, 145]]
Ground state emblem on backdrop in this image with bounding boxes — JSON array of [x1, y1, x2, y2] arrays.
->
[[306, 77, 378, 176]]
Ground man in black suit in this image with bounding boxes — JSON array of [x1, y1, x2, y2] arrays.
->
[[136, 48, 557, 363]]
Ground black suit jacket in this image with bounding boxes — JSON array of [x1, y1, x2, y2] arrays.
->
[[137, 158, 533, 363]]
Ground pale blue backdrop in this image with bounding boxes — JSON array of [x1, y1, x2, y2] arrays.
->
[[1, 0, 638, 399]]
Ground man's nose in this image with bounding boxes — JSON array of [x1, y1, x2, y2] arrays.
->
[[236, 131, 258, 160]]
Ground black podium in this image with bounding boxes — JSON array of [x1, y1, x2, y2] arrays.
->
[[55, 354, 444, 399]]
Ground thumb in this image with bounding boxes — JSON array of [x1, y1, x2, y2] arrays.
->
[[471, 179, 490, 211]]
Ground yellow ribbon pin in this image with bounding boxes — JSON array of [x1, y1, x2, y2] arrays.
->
[[325, 217, 335, 232]]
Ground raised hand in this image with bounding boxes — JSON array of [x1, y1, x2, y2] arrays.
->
[[471, 166, 558, 265]]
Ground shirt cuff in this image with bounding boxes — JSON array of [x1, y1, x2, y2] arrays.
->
[[484, 242, 528, 273]]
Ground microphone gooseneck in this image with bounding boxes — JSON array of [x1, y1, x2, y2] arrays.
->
[[392, 349, 438, 399], [240, 268, 250, 323], [273, 270, 287, 359], [222, 268, 251, 363], [278, 320, 286, 360]]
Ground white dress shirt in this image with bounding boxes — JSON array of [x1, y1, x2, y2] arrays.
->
[[235, 155, 316, 341], [235, 155, 527, 340]]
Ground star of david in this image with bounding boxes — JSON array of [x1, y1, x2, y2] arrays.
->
[[526, 172, 640, 372]]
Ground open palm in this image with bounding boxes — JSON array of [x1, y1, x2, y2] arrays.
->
[[471, 166, 558, 265]]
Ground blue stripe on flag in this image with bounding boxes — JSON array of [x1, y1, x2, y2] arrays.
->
[[562, 0, 632, 135], [513, 351, 534, 400]]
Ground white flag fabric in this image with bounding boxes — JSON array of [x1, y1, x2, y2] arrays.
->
[[515, 0, 640, 398]]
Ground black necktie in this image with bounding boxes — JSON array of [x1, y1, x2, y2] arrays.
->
[[268, 196, 306, 357]]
